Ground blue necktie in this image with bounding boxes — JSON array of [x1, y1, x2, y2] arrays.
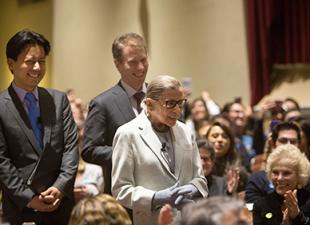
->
[[25, 93, 43, 149]]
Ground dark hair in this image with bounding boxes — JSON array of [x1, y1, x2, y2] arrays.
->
[[6, 29, 50, 60], [284, 97, 300, 111], [271, 121, 301, 143], [196, 138, 215, 161], [221, 100, 245, 116], [112, 32, 146, 63]]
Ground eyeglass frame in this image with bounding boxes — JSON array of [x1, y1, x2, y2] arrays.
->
[[155, 98, 187, 109]]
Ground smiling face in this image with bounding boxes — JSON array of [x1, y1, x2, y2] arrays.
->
[[147, 88, 185, 129], [115, 44, 148, 91], [207, 125, 231, 158], [270, 162, 298, 196], [228, 103, 247, 129], [8, 44, 46, 92]]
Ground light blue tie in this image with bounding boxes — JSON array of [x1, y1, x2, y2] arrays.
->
[[25, 93, 43, 149]]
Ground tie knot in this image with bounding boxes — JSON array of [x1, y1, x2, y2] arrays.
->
[[133, 92, 145, 103], [25, 92, 37, 103]]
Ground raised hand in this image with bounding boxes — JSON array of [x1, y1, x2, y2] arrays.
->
[[227, 167, 240, 194], [284, 189, 300, 219]]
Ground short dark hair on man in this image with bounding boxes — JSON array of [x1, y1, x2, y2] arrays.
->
[[112, 32, 146, 63], [196, 138, 215, 161], [271, 121, 301, 143], [6, 29, 50, 61]]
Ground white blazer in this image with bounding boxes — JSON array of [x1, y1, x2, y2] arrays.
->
[[112, 111, 208, 225]]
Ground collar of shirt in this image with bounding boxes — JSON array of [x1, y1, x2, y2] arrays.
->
[[12, 82, 39, 103], [120, 80, 147, 97]]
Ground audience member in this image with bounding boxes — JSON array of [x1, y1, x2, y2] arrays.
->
[[205, 121, 241, 176], [180, 196, 250, 225], [282, 97, 300, 112], [245, 121, 301, 204], [66, 93, 104, 203], [197, 139, 239, 197], [0, 29, 79, 224], [222, 100, 257, 170], [300, 119, 310, 160], [185, 98, 210, 138], [74, 126, 103, 203], [68, 194, 132, 225], [201, 91, 221, 117], [82, 33, 149, 194], [253, 144, 310, 225], [112, 75, 208, 225]]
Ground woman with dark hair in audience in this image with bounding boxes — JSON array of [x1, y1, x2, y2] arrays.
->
[[186, 98, 210, 138], [206, 121, 241, 176], [253, 144, 310, 225], [206, 121, 248, 195]]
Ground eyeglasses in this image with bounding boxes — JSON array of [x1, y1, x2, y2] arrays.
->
[[277, 137, 299, 145], [157, 99, 187, 109]]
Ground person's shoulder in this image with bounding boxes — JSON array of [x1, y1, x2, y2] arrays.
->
[[0, 89, 9, 98], [212, 174, 226, 184], [116, 113, 145, 135], [40, 87, 66, 96], [91, 83, 123, 103], [39, 88, 69, 105], [249, 170, 267, 181], [176, 120, 190, 130]]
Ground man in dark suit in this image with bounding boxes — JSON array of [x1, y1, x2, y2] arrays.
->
[[0, 30, 79, 225], [82, 33, 148, 194]]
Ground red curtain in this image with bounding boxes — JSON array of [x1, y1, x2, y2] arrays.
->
[[246, 0, 310, 106]]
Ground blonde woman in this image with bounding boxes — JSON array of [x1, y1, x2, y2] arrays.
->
[[253, 144, 310, 225]]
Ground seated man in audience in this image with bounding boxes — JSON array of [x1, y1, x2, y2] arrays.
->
[[197, 139, 239, 197], [245, 121, 301, 204], [222, 99, 264, 170]]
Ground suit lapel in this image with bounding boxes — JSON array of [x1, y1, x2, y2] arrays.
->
[[172, 124, 185, 179], [38, 87, 55, 148], [112, 82, 136, 122], [138, 113, 175, 177], [7, 86, 41, 155]]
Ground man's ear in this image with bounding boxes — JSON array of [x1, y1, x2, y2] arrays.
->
[[7, 58, 14, 74]]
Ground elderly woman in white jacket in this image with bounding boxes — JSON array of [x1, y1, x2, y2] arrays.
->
[[112, 75, 208, 225]]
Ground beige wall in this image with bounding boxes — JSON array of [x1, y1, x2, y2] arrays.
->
[[52, 0, 144, 101], [0, 0, 53, 91], [148, 0, 250, 105], [52, 0, 250, 105]]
